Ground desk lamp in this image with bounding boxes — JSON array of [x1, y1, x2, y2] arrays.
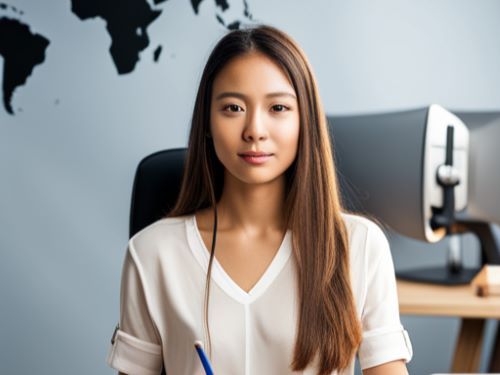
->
[[329, 105, 500, 284]]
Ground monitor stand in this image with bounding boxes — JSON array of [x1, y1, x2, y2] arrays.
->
[[397, 220, 500, 285]]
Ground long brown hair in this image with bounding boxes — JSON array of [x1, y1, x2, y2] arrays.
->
[[167, 25, 362, 374]]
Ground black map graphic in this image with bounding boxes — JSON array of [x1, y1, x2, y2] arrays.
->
[[71, 0, 162, 75], [0, 4, 49, 115], [0, 0, 252, 115]]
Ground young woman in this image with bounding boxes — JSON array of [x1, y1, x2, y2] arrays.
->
[[107, 25, 413, 375]]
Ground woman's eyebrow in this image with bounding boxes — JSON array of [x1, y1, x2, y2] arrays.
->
[[215, 91, 297, 100], [266, 92, 297, 99]]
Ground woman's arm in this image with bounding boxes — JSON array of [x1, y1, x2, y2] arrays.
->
[[107, 248, 163, 374], [363, 359, 409, 375], [356, 221, 413, 372]]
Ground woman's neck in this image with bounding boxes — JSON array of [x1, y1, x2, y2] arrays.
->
[[215, 174, 286, 235]]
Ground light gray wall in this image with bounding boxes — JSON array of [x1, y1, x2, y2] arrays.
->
[[1, 1, 499, 374]]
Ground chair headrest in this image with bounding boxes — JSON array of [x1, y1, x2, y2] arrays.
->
[[129, 148, 187, 238]]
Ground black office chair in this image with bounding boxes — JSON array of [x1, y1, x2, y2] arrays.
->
[[129, 148, 188, 375], [129, 148, 187, 238]]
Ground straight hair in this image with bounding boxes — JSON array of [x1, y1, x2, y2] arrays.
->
[[167, 25, 362, 374]]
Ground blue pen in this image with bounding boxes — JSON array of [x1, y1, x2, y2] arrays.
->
[[194, 340, 214, 375]]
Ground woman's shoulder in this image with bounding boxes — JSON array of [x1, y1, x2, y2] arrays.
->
[[132, 214, 188, 238], [128, 214, 192, 257], [341, 212, 385, 238], [340, 212, 390, 261]]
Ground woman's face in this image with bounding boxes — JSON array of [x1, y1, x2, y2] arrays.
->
[[210, 51, 300, 187]]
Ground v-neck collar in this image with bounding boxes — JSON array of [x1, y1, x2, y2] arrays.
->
[[185, 214, 292, 305]]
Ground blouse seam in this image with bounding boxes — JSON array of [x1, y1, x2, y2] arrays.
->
[[244, 304, 250, 375], [362, 324, 405, 338], [115, 329, 162, 354]]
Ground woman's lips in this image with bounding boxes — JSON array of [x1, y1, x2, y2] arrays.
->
[[238, 153, 273, 165]]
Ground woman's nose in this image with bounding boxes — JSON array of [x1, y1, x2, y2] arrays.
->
[[242, 109, 268, 142]]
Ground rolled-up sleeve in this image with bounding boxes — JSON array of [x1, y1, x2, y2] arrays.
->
[[107, 243, 163, 375], [358, 223, 413, 370]]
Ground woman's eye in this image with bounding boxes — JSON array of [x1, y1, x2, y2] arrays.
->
[[271, 104, 288, 112], [224, 104, 243, 112]]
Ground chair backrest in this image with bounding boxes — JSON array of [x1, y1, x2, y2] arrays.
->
[[129, 148, 187, 238]]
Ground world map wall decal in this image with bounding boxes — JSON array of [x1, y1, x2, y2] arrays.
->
[[0, 0, 253, 116]]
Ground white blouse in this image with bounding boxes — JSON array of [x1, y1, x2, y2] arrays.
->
[[107, 213, 412, 375]]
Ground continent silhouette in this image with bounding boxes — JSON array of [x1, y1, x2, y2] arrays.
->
[[0, 17, 49, 114], [71, 0, 161, 74]]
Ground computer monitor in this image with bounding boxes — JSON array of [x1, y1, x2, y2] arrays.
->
[[329, 105, 500, 284]]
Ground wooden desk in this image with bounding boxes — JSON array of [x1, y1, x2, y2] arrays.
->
[[397, 279, 500, 372]]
